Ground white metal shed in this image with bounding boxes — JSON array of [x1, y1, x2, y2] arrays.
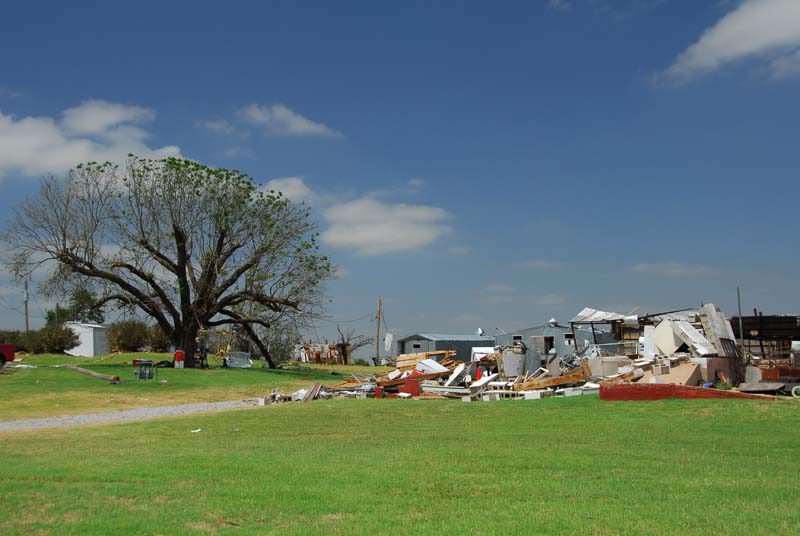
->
[[65, 322, 111, 357]]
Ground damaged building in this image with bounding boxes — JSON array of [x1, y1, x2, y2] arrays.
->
[[395, 333, 495, 363]]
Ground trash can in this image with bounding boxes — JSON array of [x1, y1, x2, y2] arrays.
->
[[174, 350, 184, 369]]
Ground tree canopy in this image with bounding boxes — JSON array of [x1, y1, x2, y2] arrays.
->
[[44, 288, 105, 326], [4, 156, 334, 367]]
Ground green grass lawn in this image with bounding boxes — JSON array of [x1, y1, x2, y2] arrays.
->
[[1, 396, 798, 535], [1, 354, 385, 420]]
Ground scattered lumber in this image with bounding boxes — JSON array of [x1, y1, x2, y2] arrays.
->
[[601, 368, 645, 385], [65, 365, 120, 384], [395, 350, 456, 370], [377, 371, 450, 388], [513, 359, 591, 392], [302, 383, 323, 402]]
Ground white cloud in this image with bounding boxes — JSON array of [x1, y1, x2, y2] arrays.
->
[[629, 261, 714, 277], [521, 259, 561, 269], [262, 177, 315, 203], [60, 100, 155, 135], [769, 48, 800, 78], [486, 284, 514, 293], [321, 198, 451, 256], [547, 0, 572, 11], [662, 0, 800, 83], [222, 146, 254, 158], [239, 103, 343, 138], [196, 119, 237, 134], [365, 178, 430, 199], [0, 88, 24, 99], [0, 100, 179, 179]]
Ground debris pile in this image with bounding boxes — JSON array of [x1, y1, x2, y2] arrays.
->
[[268, 302, 799, 403]]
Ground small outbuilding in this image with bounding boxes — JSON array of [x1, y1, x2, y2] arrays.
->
[[495, 321, 618, 376], [396, 333, 495, 362], [65, 322, 111, 358]]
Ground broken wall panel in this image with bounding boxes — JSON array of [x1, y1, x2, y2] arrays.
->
[[651, 320, 684, 355], [699, 303, 737, 358], [672, 321, 716, 356]]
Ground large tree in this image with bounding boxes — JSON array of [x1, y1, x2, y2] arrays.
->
[[4, 156, 334, 367]]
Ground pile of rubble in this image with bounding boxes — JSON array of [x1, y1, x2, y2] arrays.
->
[[269, 302, 798, 404], [319, 349, 600, 402]]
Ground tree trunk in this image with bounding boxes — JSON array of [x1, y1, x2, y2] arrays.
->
[[172, 323, 200, 368], [240, 323, 277, 369], [182, 328, 199, 368]]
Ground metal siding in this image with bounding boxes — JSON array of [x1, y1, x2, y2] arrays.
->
[[94, 328, 111, 356], [422, 339, 495, 362], [496, 327, 547, 371], [396, 334, 494, 361], [401, 337, 434, 354], [496, 327, 543, 347], [434, 340, 465, 361]]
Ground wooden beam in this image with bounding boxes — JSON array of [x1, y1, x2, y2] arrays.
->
[[513, 359, 591, 391], [65, 365, 120, 384]]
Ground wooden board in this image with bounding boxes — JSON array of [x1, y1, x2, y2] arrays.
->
[[395, 350, 457, 369], [377, 371, 449, 388], [513, 359, 591, 392]]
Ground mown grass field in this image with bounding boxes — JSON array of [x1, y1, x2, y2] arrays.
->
[[1, 396, 798, 535], [0, 353, 383, 420]]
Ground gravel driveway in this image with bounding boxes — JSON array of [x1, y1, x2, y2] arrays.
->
[[0, 399, 261, 433]]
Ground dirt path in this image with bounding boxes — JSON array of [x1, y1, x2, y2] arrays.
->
[[0, 399, 260, 433]]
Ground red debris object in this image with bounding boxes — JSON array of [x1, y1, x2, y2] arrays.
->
[[400, 378, 421, 397], [374, 386, 384, 398], [600, 383, 776, 402], [761, 366, 800, 382], [0, 344, 14, 365]]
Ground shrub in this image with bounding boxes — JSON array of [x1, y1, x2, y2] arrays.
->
[[0, 330, 27, 352], [23, 324, 79, 354], [353, 358, 370, 366], [108, 320, 149, 352], [147, 324, 172, 352]]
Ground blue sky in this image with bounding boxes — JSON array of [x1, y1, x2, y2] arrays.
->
[[1, 0, 799, 350]]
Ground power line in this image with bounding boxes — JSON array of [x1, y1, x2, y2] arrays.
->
[[309, 318, 322, 343], [0, 294, 47, 321], [316, 312, 375, 324], [0, 294, 24, 314]]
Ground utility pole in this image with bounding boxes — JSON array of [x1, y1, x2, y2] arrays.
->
[[375, 298, 382, 365], [23, 278, 29, 333], [737, 287, 745, 365]]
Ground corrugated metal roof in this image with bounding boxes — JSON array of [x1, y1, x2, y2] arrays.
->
[[648, 310, 698, 323], [398, 333, 495, 342], [64, 321, 107, 329], [570, 307, 626, 323]]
